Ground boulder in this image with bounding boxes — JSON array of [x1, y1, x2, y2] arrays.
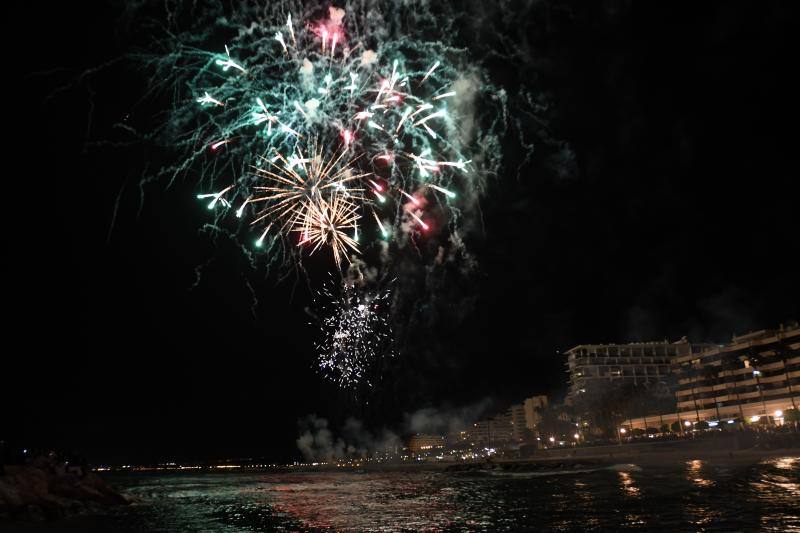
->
[[0, 458, 129, 522]]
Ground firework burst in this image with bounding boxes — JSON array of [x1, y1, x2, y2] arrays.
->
[[315, 283, 394, 389], [295, 191, 361, 267], [145, 1, 511, 389], [180, 4, 482, 268], [239, 142, 368, 265]]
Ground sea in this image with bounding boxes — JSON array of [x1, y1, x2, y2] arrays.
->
[[7, 456, 800, 531]]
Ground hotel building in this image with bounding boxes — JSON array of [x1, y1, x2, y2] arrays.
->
[[565, 339, 704, 405], [407, 434, 445, 455], [672, 325, 799, 424]]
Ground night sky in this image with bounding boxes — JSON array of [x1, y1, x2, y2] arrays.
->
[[7, 1, 799, 464]]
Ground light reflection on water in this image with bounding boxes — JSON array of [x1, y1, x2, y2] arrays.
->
[[686, 459, 715, 488], [617, 470, 640, 497], [47, 456, 800, 531]]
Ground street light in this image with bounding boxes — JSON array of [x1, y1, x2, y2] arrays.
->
[[619, 427, 627, 434], [774, 410, 783, 418], [684, 420, 692, 427], [573, 433, 580, 440]]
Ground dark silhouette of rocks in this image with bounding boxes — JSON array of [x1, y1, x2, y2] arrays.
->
[[0, 453, 130, 522]]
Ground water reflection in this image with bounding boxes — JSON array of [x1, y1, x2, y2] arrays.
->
[[754, 457, 799, 498], [686, 459, 714, 488], [572, 479, 599, 527], [267, 473, 459, 531], [94, 457, 800, 532], [774, 456, 797, 471], [617, 471, 640, 497]]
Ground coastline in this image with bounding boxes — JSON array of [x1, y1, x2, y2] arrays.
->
[[88, 445, 799, 476]]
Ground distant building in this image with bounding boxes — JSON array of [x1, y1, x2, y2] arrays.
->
[[407, 434, 445, 455], [490, 411, 514, 442], [564, 339, 712, 405], [468, 411, 514, 445], [462, 395, 551, 446], [469, 420, 490, 443], [522, 395, 549, 432], [509, 404, 527, 442]]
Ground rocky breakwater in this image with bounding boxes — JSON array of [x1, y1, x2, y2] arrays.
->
[[0, 455, 130, 522]]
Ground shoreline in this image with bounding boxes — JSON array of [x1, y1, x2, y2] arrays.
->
[[92, 446, 800, 475], [480, 446, 800, 470]]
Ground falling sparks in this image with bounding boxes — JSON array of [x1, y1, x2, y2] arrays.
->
[[197, 92, 224, 107], [341, 129, 353, 146], [210, 139, 231, 151], [315, 283, 394, 389], [398, 188, 420, 206], [427, 183, 457, 199], [372, 210, 388, 238], [215, 45, 246, 73], [196, 185, 234, 209], [421, 61, 440, 84], [408, 211, 429, 230], [274, 31, 287, 53], [433, 91, 456, 100]]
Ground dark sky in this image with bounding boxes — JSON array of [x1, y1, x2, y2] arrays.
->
[[6, 1, 799, 464]]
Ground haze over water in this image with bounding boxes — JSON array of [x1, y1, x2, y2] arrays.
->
[[30, 456, 799, 531]]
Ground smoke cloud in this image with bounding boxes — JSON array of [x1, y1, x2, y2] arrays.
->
[[296, 399, 495, 460], [296, 414, 401, 461]]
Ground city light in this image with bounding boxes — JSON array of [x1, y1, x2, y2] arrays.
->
[[573, 433, 580, 439], [750, 415, 761, 423], [684, 420, 692, 427], [549, 436, 555, 442], [619, 428, 627, 434], [774, 410, 783, 418]]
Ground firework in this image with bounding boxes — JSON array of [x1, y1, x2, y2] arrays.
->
[[146, 1, 512, 389], [239, 143, 368, 265], [295, 192, 361, 267], [315, 283, 394, 389], [183, 5, 477, 269]]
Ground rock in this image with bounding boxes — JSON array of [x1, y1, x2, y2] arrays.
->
[[0, 457, 129, 523]]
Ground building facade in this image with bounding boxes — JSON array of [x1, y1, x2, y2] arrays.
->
[[522, 395, 548, 432], [466, 395, 551, 445], [509, 404, 527, 442], [468, 411, 514, 444], [565, 339, 707, 405], [673, 325, 800, 423], [407, 434, 445, 454]]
